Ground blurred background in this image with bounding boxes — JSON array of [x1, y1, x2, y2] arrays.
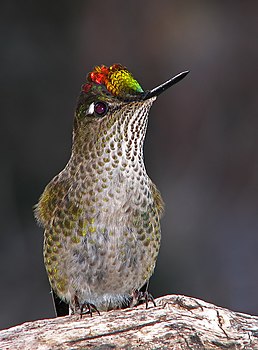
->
[[1, 0, 258, 329]]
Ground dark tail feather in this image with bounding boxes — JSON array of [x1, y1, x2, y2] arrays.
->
[[51, 289, 69, 316]]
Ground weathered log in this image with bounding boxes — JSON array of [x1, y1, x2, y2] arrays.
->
[[1, 294, 258, 349]]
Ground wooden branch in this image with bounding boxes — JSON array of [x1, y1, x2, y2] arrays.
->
[[1, 294, 258, 349]]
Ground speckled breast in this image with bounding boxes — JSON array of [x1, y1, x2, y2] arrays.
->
[[39, 98, 163, 310]]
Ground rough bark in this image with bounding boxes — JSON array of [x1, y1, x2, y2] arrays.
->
[[1, 294, 258, 349]]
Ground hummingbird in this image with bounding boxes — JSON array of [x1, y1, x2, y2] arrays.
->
[[35, 64, 189, 316]]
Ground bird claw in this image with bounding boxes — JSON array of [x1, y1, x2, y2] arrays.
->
[[80, 302, 100, 318], [72, 295, 100, 317], [130, 289, 156, 309]]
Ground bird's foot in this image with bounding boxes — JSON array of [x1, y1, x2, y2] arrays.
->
[[130, 289, 156, 309], [80, 302, 100, 318], [72, 295, 100, 318]]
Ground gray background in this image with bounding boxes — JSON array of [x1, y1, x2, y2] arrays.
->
[[1, 1, 258, 329]]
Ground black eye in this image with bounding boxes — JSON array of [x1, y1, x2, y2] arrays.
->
[[94, 102, 108, 117]]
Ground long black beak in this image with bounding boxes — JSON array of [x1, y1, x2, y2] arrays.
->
[[143, 70, 189, 100]]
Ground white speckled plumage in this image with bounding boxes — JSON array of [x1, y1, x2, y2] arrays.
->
[[36, 96, 163, 312]]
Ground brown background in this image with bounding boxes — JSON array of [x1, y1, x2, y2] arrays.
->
[[1, 0, 258, 329]]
